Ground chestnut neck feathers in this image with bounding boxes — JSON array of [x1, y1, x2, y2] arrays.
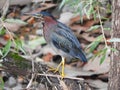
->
[[43, 16, 57, 42], [44, 16, 57, 24]]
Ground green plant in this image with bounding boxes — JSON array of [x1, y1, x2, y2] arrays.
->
[[0, 18, 27, 58], [0, 0, 27, 59], [60, 0, 112, 64], [0, 77, 4, 90]]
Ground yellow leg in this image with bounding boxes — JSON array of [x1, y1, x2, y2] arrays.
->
[[48, 57, 65, 78], [47, 62, 62, 72], [61, 57, 65, 78], [54, 60, 63, 73]]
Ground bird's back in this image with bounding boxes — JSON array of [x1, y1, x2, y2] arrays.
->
[[50, 21, 87, 62]]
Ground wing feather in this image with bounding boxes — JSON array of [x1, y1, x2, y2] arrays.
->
[[51, 21, 87, 62], [51, 32, 72, 53], [57, 22, 81, 48]]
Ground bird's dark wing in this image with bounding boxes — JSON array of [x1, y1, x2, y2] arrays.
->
[[51, 22, 87, 62], [51, 32, 72, 53], [57, 22, 81, 48]]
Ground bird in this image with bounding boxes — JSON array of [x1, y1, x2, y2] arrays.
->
[[25, 11, 87, 77]]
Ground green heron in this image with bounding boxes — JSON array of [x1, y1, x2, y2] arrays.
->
[[25, 11, 87, 77]]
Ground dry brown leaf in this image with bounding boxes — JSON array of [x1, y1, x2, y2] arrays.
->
[[0, 0, 32, 9], [42, 52, 53, 62], [24, 27, 31, 32], [83, 55, 110, 73], [70, 15, 93, 25], [70, 19, 100, 31], [83, 19, 99, 28], [106, 38, 112, 45], [93, 50, 98, 54], [21, 3, 57, 20], [70, 24, 89, 31], [7, 12, 16, 18], [17, 76, 24, 83], [27, 17, 35, 24], [3, 34, 11, 40], [76, 33, 96, 42], [1, 22, 26, 32]]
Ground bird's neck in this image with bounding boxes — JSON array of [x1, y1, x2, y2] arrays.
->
[[44, 16, 57, 25], [43, 16, 57, 42], [43, 16, 57, 34]]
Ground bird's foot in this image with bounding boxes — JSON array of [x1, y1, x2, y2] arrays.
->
[[48, 66, 65, 78], [48, 63, 62, 73], [54, 61, 62, 73], [47, 66, 58, 72], [48, 57, 65, 78]]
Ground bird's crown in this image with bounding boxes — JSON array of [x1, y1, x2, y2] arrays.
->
[[24, 11, 56, 21], [39, 11, 56, 20], [39, 11, 52, 17]]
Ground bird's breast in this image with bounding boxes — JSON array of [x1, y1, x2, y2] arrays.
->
[[43, 23, 56, 43]]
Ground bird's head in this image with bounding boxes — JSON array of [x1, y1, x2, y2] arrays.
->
[[24, 11, 56, 21]]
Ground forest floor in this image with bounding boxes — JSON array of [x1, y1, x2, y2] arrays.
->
[[0, 0, 111, 90]]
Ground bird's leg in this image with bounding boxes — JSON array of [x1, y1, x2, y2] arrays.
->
[[54, 60, 63, 73], [61, 57, 65, 78], [53, 57, 65, 78], [47, 60, 62, 72], [48, 57, 65, 78]]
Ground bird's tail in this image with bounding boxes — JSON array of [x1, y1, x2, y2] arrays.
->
[[76, 50, 87, 62]]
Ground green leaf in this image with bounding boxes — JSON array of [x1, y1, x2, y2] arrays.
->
[[28, 37, 46, 49], [107, 38, 120, 42], [100, 48, 107, 64], [90, 42, 99, 52], [59, 0, 67, 9], [104, 28, 111, 31], [8, 53, 31, 69], [86, 35, 103, 52], [100, 54, 106, 64], [87, 25, 100, 32], [2, 40, 11, 58], [5, 19, 27, 25], [0, 77, 4, 90], [86, 5, 93, 19], [0, 27, 6, 35], [15, 39, 26, 55], [110, 48, 118, 52]]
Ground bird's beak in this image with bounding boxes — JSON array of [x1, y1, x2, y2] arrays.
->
[[23, 13, 43, 19]]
